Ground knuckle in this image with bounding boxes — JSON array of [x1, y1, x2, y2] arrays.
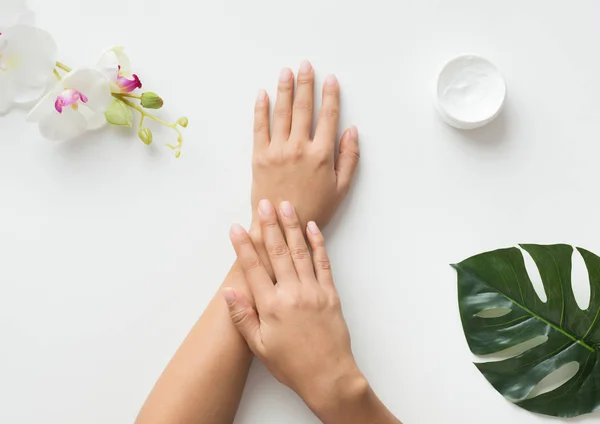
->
[[244, 256, 263, 271], [269, 242, 289, 258], [283, 294, 301, 308], [297, 75, 314, 86], [329, 294, 342, 308], [252, 154, 268, 168], [284, 146, 304, 162], [293, 100, 313, 113], [229, 308, 250, 325], [290, 246, 310, 260], [345, 150, 360, 166], [315, 258, 331, 271], [321, 107, 339, 121], [278, 82, 293, 93], [274, 109, 292, 120], [254, 121, 268, 135]]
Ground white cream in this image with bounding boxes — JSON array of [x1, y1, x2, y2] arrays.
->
[[436, 55, 506, 129]]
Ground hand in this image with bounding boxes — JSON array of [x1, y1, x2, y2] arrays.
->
[[223, 199, 366, 412], [251, 61, 360, 230]]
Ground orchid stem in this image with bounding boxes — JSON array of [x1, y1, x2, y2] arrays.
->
[[119, 93, 142, 100], [53, 69, 62, 81], [114, 94, 183, 156], [55, 61, 72, 73]]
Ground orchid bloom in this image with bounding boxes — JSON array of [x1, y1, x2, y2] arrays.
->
[[27, 68, 113, 140], [98, 47, 142, 94], [0, 25, 57, 114], [0, 0, 34, 31]]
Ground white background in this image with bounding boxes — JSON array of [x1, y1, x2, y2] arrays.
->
[[1, 0, 600, 423]]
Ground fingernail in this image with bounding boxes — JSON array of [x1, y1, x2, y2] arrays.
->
[[325, 74, 338, 86], [230, 223, 245, 236], [307, 221, 320, 235], [279, 68, 292, 82], [348, 125, 358, 138], [259, 199, 274, 215], [256, 89, 266, 102], [280, 201, 294, 218], [299, 60, 312, 75], [222, 288, 236, 305]]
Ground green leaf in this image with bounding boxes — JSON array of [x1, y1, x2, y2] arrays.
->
[[453, 244, 600, 418], [104, 99, 133, 127]]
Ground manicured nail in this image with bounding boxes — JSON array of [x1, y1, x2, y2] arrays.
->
[[348, 125, 358, 139], [279, 68, 292, 82], [280, 201, 294, 218], [259, 199, 274, 215], [230, 223, 245, 236], [256, 89, 266, 102], [325, 74, 338, 86], [222, 288, 236, 305], [307, 221, 320, 235], [299, 60, 312, 75]]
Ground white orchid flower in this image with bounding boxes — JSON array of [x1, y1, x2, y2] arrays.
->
[[0, 25, 57, 113], [27, 68, 113, 140], [97, 46, 142, 94], [0, 0, 34, 32]]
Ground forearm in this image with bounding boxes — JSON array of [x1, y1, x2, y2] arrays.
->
[[135, 262, 253, 424]]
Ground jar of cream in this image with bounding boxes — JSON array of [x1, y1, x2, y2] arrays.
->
[[436, 55, 507, 130]]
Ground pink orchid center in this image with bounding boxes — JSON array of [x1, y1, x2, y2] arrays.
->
[[116, 65, 142, 93], [54, 89, 88, 114]]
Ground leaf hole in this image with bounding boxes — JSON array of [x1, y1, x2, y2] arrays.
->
[[520, 247, 547, 303], [475, 308, 512, 318], [474, 335, 548, 363], [571, 249, 591, 310], [526, 361, 580, 399]]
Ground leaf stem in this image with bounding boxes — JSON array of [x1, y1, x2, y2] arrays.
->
[[55, 61, 72, 73]]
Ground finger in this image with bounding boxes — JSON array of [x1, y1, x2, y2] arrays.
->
[[314, 74, 340, 148], [272, 67, 294, 141], [335, 126, 360, 197], [222, 288, 263, 355], [290, 60, 314, 142], [279, 201, 315, 282], [306, 221, 335, 291], [258, 199, 298, 282], [230, 224, 273, 303], [253, 89, 270, 153]]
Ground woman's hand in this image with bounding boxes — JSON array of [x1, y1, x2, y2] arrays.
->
[[223, 200, 401, 423], [251, 61, 360, 230], [225, 199, 363, 409]]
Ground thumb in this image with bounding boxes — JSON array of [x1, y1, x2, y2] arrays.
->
[[335, 126, 360, 196], [222, 288, 262, 352]]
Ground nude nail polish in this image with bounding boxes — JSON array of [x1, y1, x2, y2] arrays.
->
[[299, 60, 312, 75], [279, 68, 292, 82]]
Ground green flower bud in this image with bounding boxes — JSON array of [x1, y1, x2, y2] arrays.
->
[[177, 116, 189, 128], [175, 151, 181, 158], [138, 128, 153, 145], [141, 92, 164, 109]]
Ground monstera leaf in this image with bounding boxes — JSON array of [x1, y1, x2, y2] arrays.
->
[[453, 244, 600, 418]]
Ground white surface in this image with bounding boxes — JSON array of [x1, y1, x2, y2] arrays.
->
[[1, 1, 600, 423], [437, 55, 506, 129]]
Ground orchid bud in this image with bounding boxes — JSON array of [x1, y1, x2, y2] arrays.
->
[[141, 92, 163, 109], [177, 116, 189, 128], [138, 128, 153, 145]]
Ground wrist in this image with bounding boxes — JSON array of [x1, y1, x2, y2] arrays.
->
[[304, 364, 371, 421]]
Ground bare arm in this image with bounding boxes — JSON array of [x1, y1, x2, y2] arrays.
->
[[135, 262, 252, 424], [135, 61, 360, 424]]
